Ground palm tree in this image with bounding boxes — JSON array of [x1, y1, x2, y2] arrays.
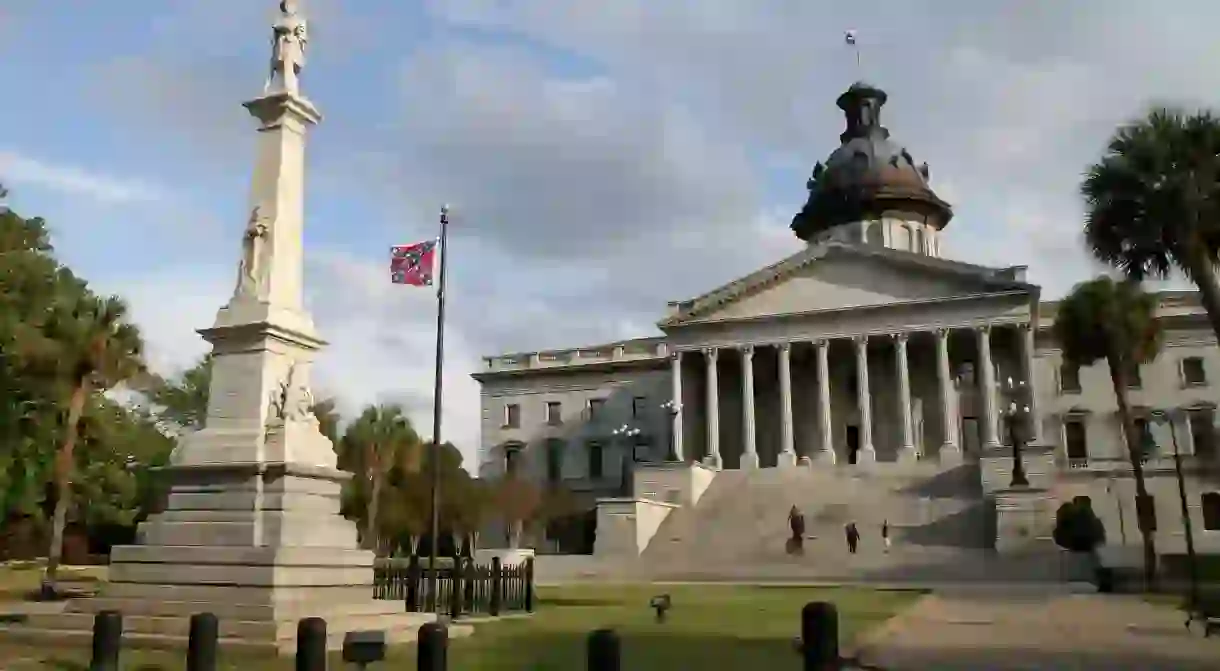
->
[[1082, 108, 1220, 343], [342, 404, 419, 553], [41, 293, 145, 596], [1052, 276, 1162, 588]]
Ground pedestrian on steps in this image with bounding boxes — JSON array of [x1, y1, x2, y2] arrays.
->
[[787, 505, 806, 555], [882, 519, 891, 553], [845, 521, 860, 554]]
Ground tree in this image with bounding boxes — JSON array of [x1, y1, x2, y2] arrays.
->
[[341, 404, 420, 553], [145, 354, 212, 434], [492, 475, 542, 550], [1052, 276, 1162, 587], [1054, 496, 1106, 556], [1083, 108, 1220, 345], [377, 467, 432, 556]]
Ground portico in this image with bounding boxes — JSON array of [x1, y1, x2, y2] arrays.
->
[[668, 320, 1039, 469]]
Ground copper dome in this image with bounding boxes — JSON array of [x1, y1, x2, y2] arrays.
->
[[791, 83, 953, 242]]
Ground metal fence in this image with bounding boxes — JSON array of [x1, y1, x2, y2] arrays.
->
[[374, 556, 535, 618]]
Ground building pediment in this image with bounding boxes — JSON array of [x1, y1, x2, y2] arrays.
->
[[660, 242, 1037, 328]]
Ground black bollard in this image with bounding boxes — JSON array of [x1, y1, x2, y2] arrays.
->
[[296, 617, 328, 671], [800, 601, 839, 671], [417, 621, 448, 671], [187, 612, 219, 671], [89, 610, 123, 671], [587, 628, 621, 671]]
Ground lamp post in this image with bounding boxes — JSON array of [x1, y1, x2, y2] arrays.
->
[[612, 424, 642, 497], [659, 400, 680, 462], [1151, 409, 1199, 612], [1000, 376, 1031, 487]]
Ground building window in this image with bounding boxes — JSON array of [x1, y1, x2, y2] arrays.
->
[[1126, 362, 1142, 389], [1202, 492, 1220, 531], [545, 439, 564, 483], [1183, 357, 1207, 386], [503, 403, 521, 428], [546, 401, 562, 425], [632, 396, 647, 419], [1189, 409, 1216, 459], [1065, 419, 1088, 467], [587, 441, 603, 479], [587, 398, 606, 422], [1059, 363, 1081, 394], [505, 445, 522, 476]]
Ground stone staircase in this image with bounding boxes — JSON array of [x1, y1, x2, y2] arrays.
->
[[633, 464, 1066, 582]]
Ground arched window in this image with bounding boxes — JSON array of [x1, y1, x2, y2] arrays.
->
[[895, 224, 911, 250], [1202, 492, 1220, 531], [865, 222, 884, 246]]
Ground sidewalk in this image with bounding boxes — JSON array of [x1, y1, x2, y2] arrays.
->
[[856, 592, 1219, 670]]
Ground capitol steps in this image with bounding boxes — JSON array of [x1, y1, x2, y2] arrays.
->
[[635, 463, 1064, 582]]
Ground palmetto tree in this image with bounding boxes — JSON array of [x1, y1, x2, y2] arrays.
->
[[41, 293, 146, 595], [1052, 276, 1162, 587], [1083, 108, 1220, 343], [342, 404, 420, 553]]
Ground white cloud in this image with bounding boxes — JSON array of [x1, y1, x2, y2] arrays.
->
[[0, 150, 164, 203]]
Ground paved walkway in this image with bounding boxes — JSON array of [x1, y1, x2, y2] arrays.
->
[[856, 591, 1219, 670]]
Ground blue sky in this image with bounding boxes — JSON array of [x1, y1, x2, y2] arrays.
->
[[2, 0, 1218, 467]]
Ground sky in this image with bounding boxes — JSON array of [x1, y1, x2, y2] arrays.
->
[[1, 0, 1217, 472]]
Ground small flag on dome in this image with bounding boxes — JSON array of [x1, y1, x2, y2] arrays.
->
[[390, 239, 438, 287], [844, 30, 857, 46]]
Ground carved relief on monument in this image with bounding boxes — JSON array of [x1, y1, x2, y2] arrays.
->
[[234, 205, 272, 301], [266, 362, 318, 429]]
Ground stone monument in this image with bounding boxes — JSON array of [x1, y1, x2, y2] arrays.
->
[[16, 1, 437, 653]]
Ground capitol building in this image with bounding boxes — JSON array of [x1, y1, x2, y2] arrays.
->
[[474, 83, 1220, 580]]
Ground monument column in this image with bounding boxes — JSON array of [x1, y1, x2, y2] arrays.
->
[[936, 328, 961, 462], [703, 348, 722, 468], [777, 343, 797, 467], [79, 3, 436, 652], [740, 345, 760, 469], [854, 336, 876, 462], [815, 339, 836, 463], [670, 351, 685, 461], [977, 325, 1000, 448], [895, 333, 917, 461], [1017, 323, 1041, 443]]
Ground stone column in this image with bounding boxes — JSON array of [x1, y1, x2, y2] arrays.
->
[[895, 333, 917, 462], [1017, 323, 1041, 443], [936, 328, 961, 462], [703, 348, 722, 468], [670, 351, 684, 462], [777, 342, 796, 467], [815, 339, 836, 464], [740, 345, 760, 469], [854, 335, 876, 463], [977, 325, 1000, 448]]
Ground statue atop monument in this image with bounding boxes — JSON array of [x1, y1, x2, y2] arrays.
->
[[266, 0, 309, 94]]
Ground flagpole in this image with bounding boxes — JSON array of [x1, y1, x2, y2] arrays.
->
[[427, 205, 450, 616]]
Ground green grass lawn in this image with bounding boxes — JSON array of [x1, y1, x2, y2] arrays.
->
[[0, 562, 105, 600], [0, 583, 922, 670]]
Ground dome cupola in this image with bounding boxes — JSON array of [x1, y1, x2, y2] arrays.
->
[[791, 82, 953, 247]]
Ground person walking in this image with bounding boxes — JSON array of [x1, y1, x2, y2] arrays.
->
[[845, 522, 860, 554], [882, 519, 891, 553], [788, 505, 806, 555]]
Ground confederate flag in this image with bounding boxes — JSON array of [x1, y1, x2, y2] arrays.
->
[[390, 240, 437, 286]]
